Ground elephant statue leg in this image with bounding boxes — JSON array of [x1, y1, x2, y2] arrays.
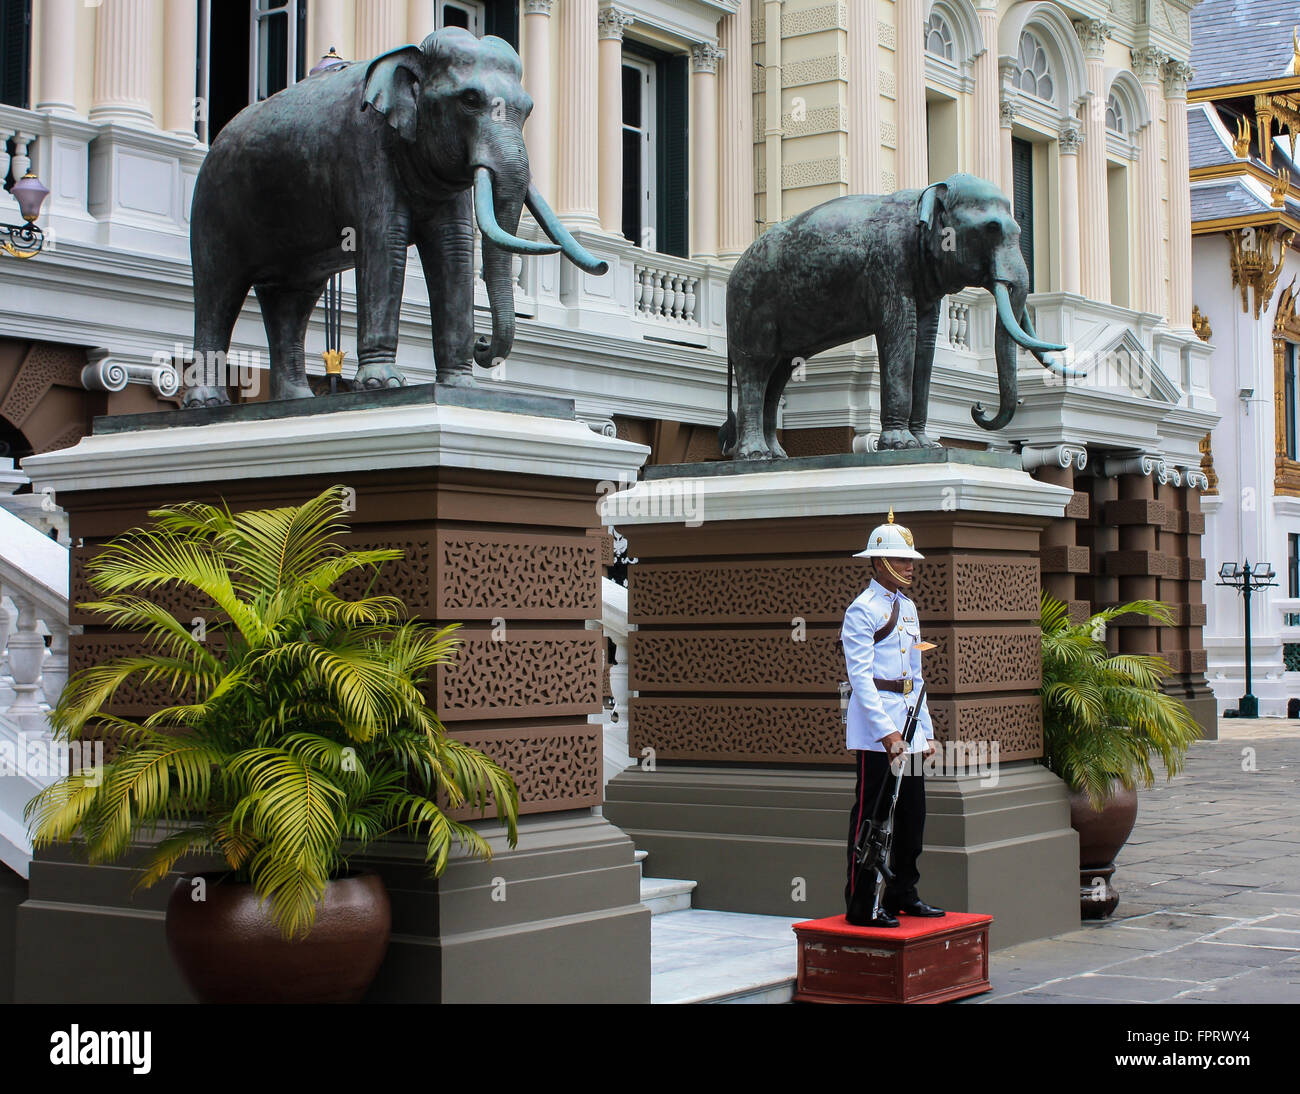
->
[[762, 357, 795, 459], [255, 282, 326, 401], [908, 302, 944, 448], [876, 296, 921, 449], [352, 210, 412, 390], [733, 350, 774, 460], [185, 263, 250, 408], [413, 207, 476, 387]]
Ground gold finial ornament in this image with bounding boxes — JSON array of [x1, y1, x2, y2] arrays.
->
[[322, 349, 345, 375], [1271, 168, 1291, 208], [1233, 116, 1251, 157], [1192, 305, 1213, 342], [887, 506, 895, 523]]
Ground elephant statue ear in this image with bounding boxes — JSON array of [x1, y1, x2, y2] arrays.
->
[[917, 181, 948, 233], [362, 45, 426, 142]]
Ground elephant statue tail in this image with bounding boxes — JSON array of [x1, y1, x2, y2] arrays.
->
[[718, 349, 738, 456]]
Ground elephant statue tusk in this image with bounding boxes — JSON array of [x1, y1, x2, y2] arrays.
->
[[525, 183, 610, 274], [474, 167, 561, 256], [992, 282, 1068, 356], [1018, 307, 1088, 378]]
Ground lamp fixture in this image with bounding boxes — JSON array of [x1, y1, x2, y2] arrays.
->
[[1216, 558, 1279, 718], [2, 173, 50, 259]]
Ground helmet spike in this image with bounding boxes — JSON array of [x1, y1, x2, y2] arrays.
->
[[887, 506, 895, 524]]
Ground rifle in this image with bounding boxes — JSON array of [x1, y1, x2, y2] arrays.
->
[[851, 682, 927, 924]]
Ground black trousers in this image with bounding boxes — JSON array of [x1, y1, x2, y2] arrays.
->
[[845, 749, 926, 918]]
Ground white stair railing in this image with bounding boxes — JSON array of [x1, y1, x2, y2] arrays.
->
[[0, 498, 73, 877]]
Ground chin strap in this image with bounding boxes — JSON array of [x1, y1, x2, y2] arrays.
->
[[879, 558, 913, 587]]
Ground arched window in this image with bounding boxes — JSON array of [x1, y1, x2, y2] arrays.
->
[[1106, 93, 1125, 135], [925, 12, 955, 60], [1017, 32, 1054, 102]]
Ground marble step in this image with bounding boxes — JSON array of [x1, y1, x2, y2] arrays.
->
[[651, 909, 802, 1004], [640, 876, 697, 915]]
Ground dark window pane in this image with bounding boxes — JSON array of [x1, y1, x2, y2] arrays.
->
[[656, 53, 689, 258], [263, 11, 288, 96], [1011, 137, 1034, 293], [443, 5, 471, 29], [622, 129, 641, 244], [622, 65, 641, 127], [0, 0, 32, 110]]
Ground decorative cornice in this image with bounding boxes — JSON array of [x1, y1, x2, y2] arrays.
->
[[597, 7, 634, 41], [691, 42, 725, 74], [1073, 19, 1111, 61], [1163, 59, 1194, 99], [1130, 46, 1169, 85], [1021, 444, 1088, 472], [524, 0, 554, 15], [81, 348, 179, 399], [1101, 452, 1162, 478]]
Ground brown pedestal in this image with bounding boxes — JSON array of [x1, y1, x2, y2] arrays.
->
[[792, 912, 993, 1004], [18, 390, 652, 1003], [604, 451, 1080, 948]]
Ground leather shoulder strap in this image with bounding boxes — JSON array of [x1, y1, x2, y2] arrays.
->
[[873, 598, 900, 644]]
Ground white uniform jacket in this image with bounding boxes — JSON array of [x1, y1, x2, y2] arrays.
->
[[841, 578, 934, 753]]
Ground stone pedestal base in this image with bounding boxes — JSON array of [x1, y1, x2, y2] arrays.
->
[[604, 762, 1079, 949], [14, 814, 648, 1003]]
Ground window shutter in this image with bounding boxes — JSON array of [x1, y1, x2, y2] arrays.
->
[[1011, 137, 1034, 293], [486, 0, 519, 50], [657, 53, 688, 259], [0, 0, 31, 110]]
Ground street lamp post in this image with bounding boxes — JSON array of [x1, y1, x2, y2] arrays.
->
[[1217, 560, 1278, 718]]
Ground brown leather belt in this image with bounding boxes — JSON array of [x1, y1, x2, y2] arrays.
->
[[874, 677, 914, 695]]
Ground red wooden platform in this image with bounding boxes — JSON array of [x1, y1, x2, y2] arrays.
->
[[792, 912, 993, 1004]]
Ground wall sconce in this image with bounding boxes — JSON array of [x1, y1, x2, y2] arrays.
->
[[2, 173, 50, 259]]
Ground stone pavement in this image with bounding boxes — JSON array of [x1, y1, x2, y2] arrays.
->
[[969, 716, 1300, 1004]]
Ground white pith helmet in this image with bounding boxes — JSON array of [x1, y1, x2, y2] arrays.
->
[[854, 507, 925, 560]]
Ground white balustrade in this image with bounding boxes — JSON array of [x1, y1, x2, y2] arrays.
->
[[635, 264, 701, 326]]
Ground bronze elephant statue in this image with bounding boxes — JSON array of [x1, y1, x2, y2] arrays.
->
[[184, 28, 603, 407], [719, 172, 1078, 459]]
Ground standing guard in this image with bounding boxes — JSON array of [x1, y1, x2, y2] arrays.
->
[[841, 509, 945, 927]]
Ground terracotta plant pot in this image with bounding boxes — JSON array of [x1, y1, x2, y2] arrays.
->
[[166, 871, 391, 1003], [1068, 782, 1139, 920]]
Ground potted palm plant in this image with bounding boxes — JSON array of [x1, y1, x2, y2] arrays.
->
[[26, 485, 519, 1003], [1039, 593, 1201, 919]]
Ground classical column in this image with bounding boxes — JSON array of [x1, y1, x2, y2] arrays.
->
[[163, 0, 198, 137], [972, 2, 1001, 185], [1059, 123, 1082, 295], [355, 0, 406, 60], [690, 43, 723, 259], [407, 0, 435, 42], [312, 0, 348, 60], [1000, 96, 1015, 196], [718, 1, 755, 259], [523, 1, 556, 200], [90, 0, 155, 126], [1132, 47, 1168, 317], [1075, 19, 1111, 302], [556, 0, 601, 227], [1164, 59, 1195, 330], [896, 0, 928, 189], [597, 7, 634, 235], [35, 0, 77, 115], [847, 0, 881, 193]]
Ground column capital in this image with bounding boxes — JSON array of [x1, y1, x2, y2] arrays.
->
[[1130, 46, 1169, 84], [999, 97, 1016, 127], [1059, 122, 1083, 154], [597, 6, 634, 40], [1163, 59, 1195, 99], [524, 0, 554, 14], [1073, 19, 1111, 60], [691, 42, 725, 74]]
